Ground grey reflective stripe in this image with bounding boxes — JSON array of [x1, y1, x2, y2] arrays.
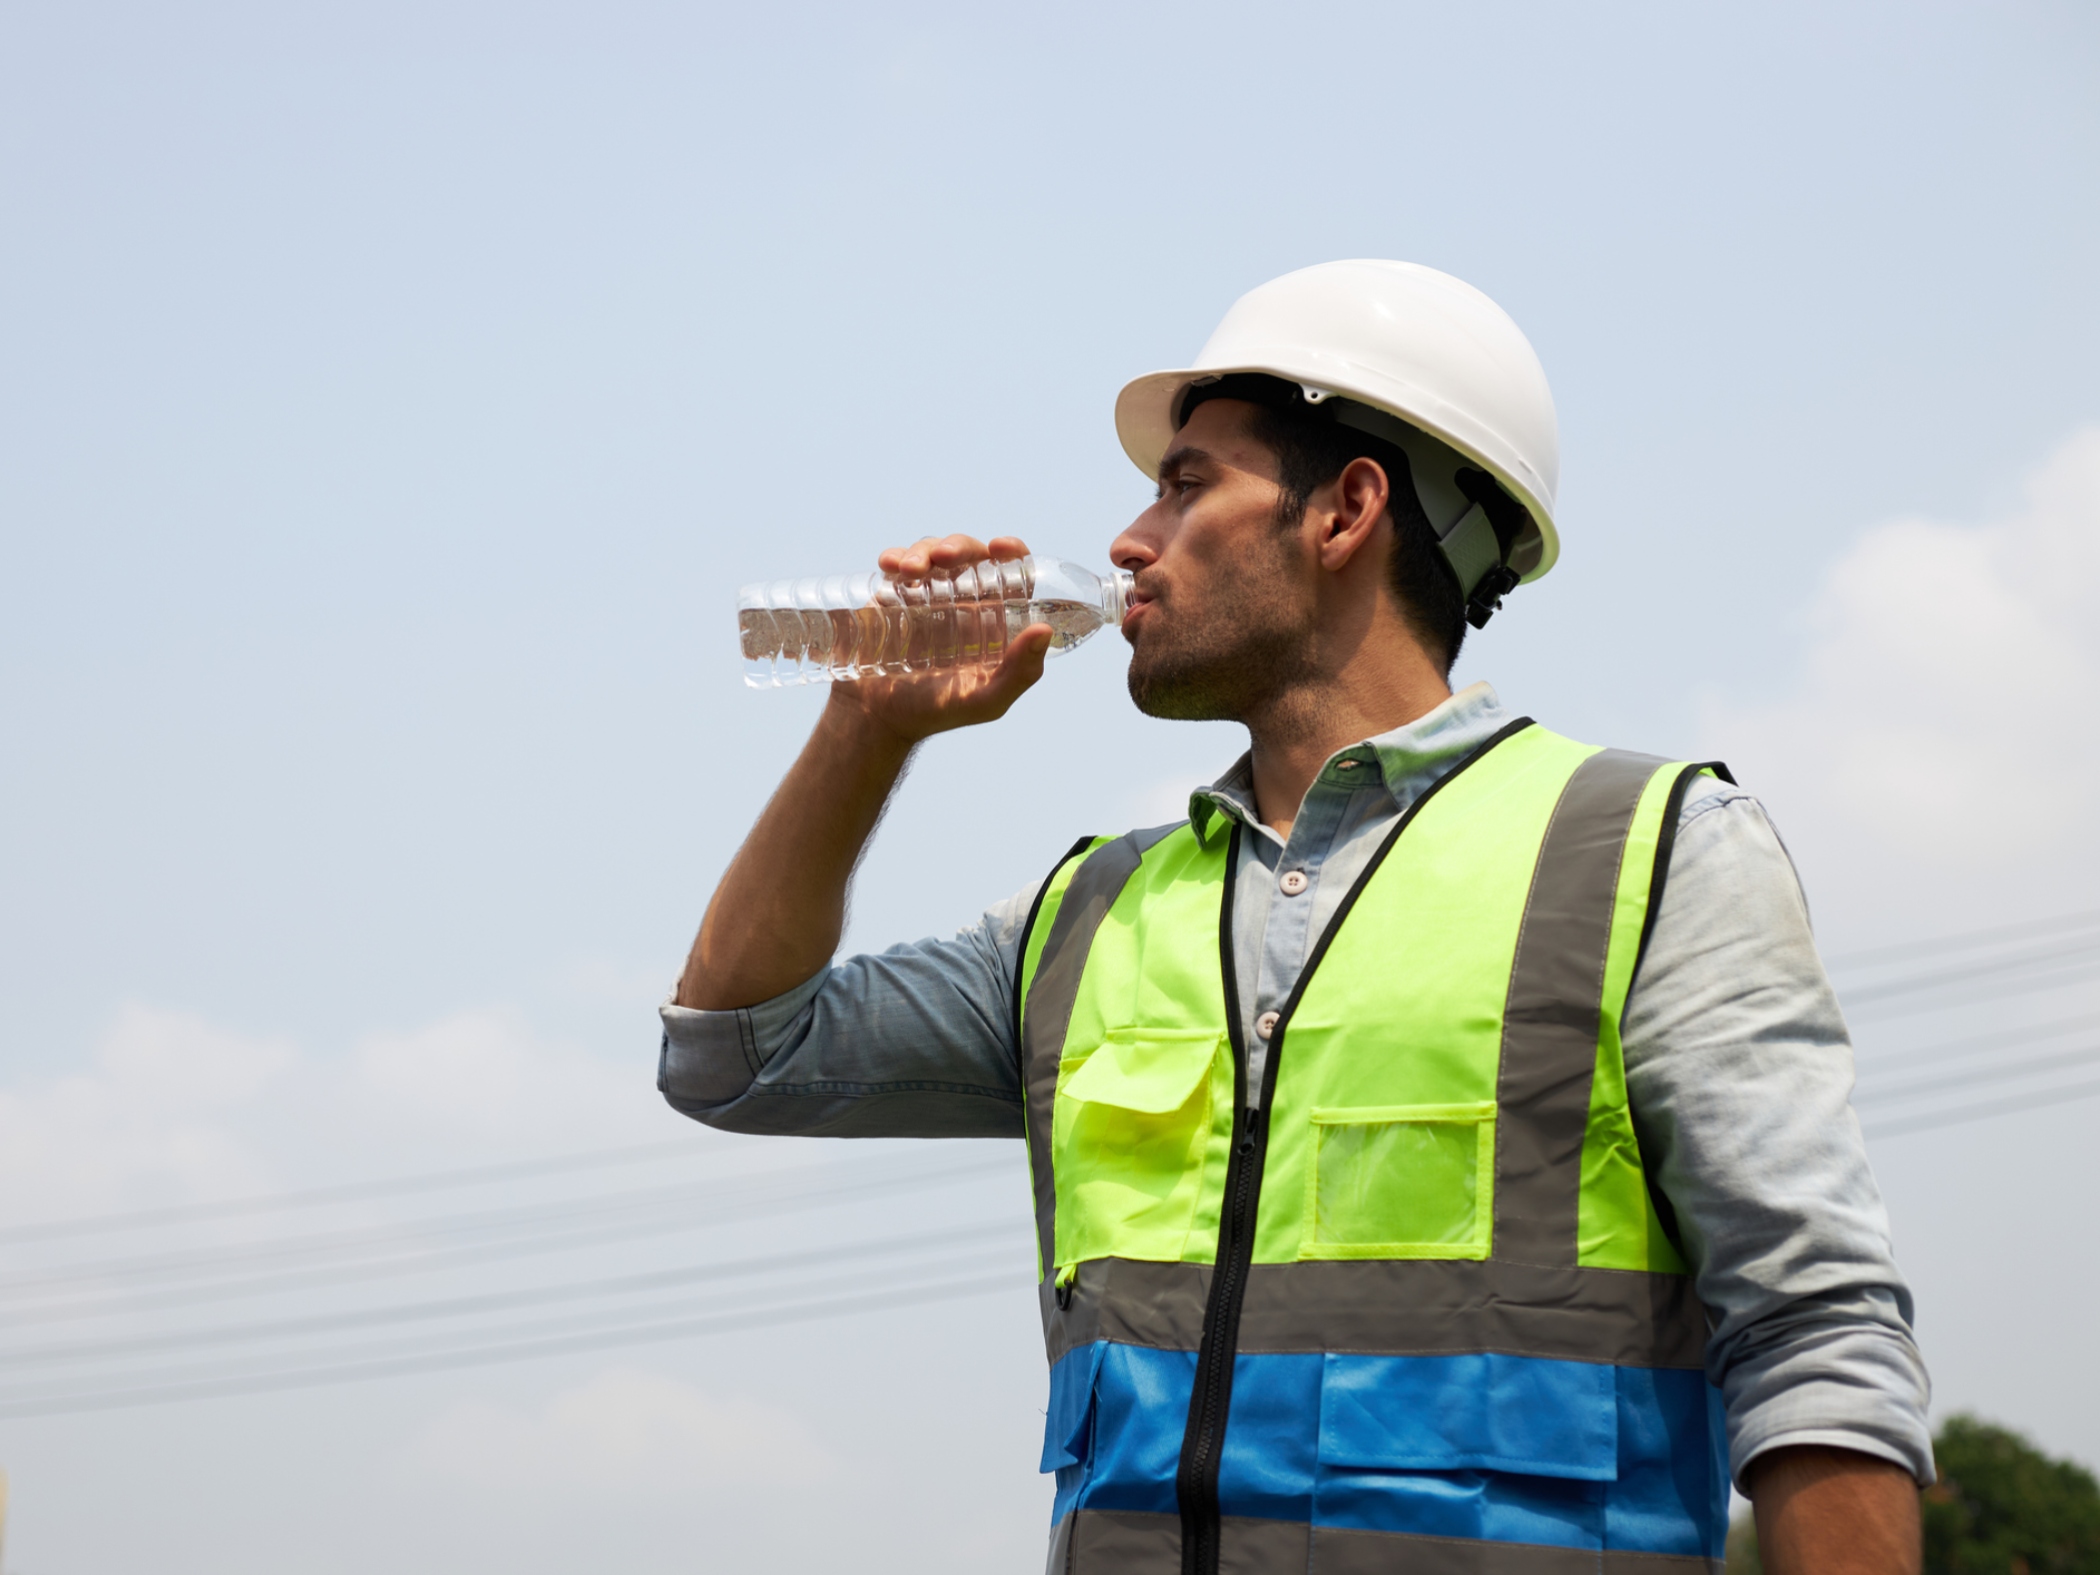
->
[[1312, 1524, 1722, 1575], [1061, 1509, 1307, 1573], [1057, 1508, 1176, 1573], [1058, 1510, 1720, 1575], [1494, 748, 1668, 1267], [1021, 824, 1184, 1278], [1038, 1255, 1214, 1360], [1040, 1256, 1705, 1370], [1044, 1507, 1075, 1575]]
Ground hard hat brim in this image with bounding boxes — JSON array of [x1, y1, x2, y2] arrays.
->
[[1113, 364, 1560, 584]]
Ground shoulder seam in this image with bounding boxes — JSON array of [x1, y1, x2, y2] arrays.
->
[[1676, 782, 1758, 828]]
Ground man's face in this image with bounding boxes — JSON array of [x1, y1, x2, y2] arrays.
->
[[1109, 398, 1321, 722]]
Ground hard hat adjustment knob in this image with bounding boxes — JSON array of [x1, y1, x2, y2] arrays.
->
[[1464, 564, 1523, 630]]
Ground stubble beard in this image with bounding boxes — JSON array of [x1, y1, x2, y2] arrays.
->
[[1123, 543, 1317, 724]]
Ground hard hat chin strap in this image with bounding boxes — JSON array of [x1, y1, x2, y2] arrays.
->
[[1435, 501, 1511, 623], [1448, 468, 1529, 629]]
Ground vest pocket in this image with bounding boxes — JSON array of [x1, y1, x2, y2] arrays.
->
[[1301, 1102, 1496, 1259], [1040, 1341, 1107, 1472], [1317, 1351, 1618, 1480], [1052, 1028, 1224, 1268]]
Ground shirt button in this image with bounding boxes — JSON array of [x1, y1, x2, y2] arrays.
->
[[1279, 870, 1308, 896], [1336, 760, 1361, 771], [1255, 1010, 1280, 1039]]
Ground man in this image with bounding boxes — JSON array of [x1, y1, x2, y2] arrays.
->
[[662, 260, 1931, 1573]]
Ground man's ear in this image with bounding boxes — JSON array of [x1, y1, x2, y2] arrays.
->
[[1315, 456, 1392, 570]]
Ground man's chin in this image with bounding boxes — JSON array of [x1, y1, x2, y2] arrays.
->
[[1126, 654, 1242, 723]]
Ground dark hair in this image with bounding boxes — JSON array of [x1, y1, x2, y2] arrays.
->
[[1229, 395, 1471, 673]]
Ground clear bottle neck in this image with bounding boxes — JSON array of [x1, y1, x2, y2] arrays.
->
[[1102, 566, 1133, 625], [1014, 555, 1132, 622]]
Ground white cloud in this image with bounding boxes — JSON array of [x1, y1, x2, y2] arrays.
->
[[349, 1007, 651, 1149], [0, 1005, 294, 1220], [1706, 426, 2100, 915], [1119, 773, 1201, 832], [404, 1366, 835, 1497], [0, 1003, 676, 1228], [555, 955, 679, 1005]]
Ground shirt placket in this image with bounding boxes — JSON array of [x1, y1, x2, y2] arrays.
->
[[1243, 763, 1364, 1101]]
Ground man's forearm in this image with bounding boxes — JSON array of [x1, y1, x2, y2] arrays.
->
[[676, 697, 916, 1010], [1750, 1445, 1921, 1575], [675, 534, 1052, 1012]]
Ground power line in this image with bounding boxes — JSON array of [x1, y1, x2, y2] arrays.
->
[[1836, 936, 2100, 1006], [1854, 1043, 2100, 1108], [1840, 959, 2100, 1022], [1852, 1011, 2100, 1073], [0, 1176, 749, 1299], [0, 1151, 1006, 1299], [1824, 909, 2100, 971], [0, 1138, 706, 1247], [0, 1243, 1025, 1407], [0, 1269, 1030, 1421], [1863, 1076, 2100, 1140], [0, 1220, 1021, 1368], [0, 1155, 1014, 1325]]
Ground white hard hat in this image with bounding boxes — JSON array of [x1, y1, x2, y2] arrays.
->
[[1115, 259, 1562, 616]]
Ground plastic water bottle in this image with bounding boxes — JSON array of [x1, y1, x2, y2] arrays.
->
[[737, 556, 1134, 688]]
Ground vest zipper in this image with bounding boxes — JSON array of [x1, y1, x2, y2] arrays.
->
[[1174, 1098, 1266, 1574], [1169, 719, 1537, 1575], [1174, 824, 1258, 1575]]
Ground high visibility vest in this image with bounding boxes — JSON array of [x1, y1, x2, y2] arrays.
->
[[1016, 719, 1733, 1574]]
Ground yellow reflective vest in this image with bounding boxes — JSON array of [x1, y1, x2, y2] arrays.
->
[[1017, 719, 1732, 1574]]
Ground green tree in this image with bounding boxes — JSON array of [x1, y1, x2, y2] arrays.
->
[[1724, 1418, 2100, 1575], [1725, 1508, 1762, 1574], [1925, 1415, 2100, 1575]]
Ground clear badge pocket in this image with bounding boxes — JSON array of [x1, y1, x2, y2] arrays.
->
[[1301, 1102, 1496, 1260], [1051, 1027, 1225, 1268]]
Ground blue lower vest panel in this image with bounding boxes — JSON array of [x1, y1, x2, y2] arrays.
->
[[1043, 1342, 1729, 1560]]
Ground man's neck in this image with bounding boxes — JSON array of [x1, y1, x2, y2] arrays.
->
[[1241, 659, 1452, 840]]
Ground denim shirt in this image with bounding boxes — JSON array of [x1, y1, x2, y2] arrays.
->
[[659, 682, 1933, 1489]]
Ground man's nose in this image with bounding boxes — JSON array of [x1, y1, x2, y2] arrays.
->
[[1110, 505, 1166, 573]]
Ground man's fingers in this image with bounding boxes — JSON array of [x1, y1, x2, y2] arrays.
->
[[924, 534, 993, 572], [878, 534, 1031, 579], [877, 536, 947, 577]]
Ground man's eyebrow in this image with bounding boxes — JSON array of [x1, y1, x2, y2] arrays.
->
[[1157, 444, 1213, 481]]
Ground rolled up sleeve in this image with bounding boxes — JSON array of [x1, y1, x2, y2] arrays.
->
[[1624, 780, 1935, 1489], [658, 884, 1041, 1140]]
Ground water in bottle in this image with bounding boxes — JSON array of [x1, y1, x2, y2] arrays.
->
[[737, 556, 1134, 688]]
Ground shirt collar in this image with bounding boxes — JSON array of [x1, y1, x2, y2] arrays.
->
[[1186, 681, 1513, 844]]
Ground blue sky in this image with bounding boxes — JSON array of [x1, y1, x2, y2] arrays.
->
[[2, 3, 2097, 1570]]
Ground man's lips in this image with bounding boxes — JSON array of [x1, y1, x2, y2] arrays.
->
[[1121, 579, 1161, 637]]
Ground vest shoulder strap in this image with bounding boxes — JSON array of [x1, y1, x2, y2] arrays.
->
[[1011, 833, 1103, 1056]]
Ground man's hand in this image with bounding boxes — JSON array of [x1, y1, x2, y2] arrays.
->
[[676, 535, 1052, 1012], [829, 533, 1053, 744], [1750, 1444, 1922, 1575]]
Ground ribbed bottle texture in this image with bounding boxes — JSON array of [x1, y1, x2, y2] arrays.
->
[[736, 556, 1132, 688]]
